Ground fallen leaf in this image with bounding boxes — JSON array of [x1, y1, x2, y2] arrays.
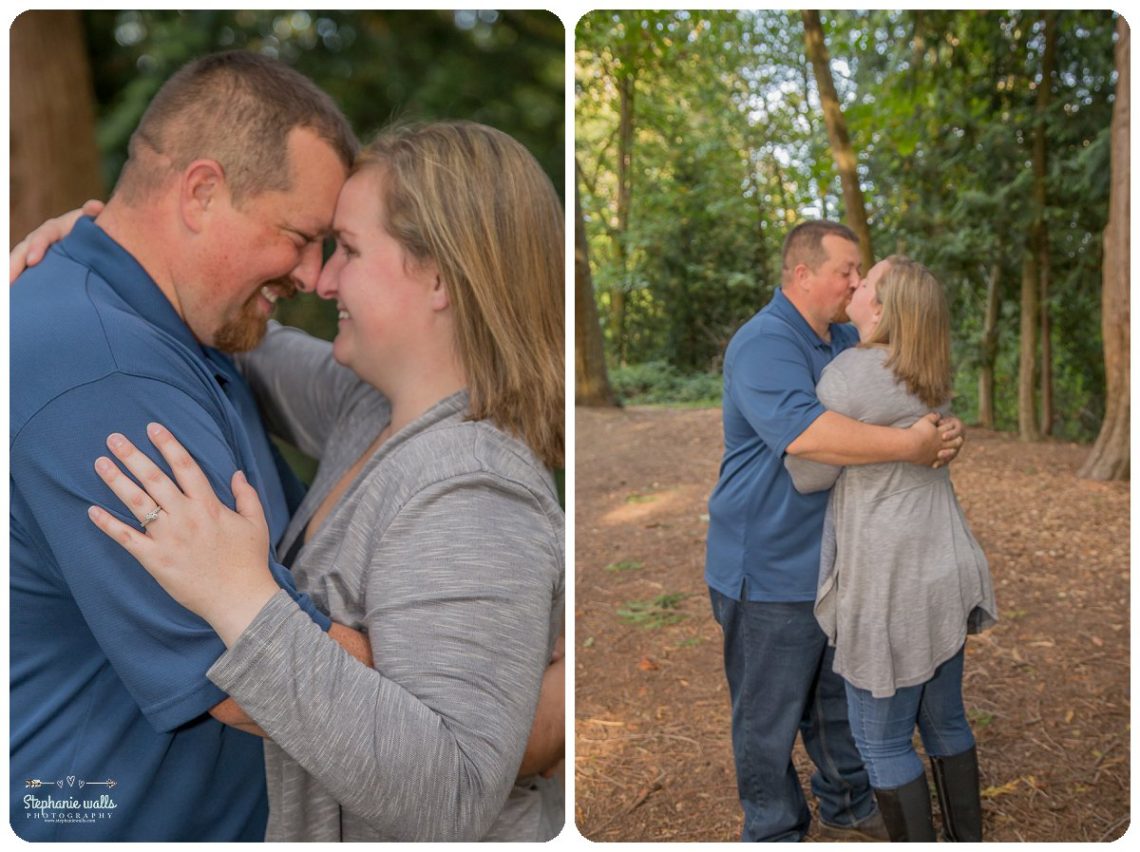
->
[[639, 656, 659, 671], [981, 778, 1024, 798]]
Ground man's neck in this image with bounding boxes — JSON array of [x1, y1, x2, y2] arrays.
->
[[780, 286, 831, 342], [95, 199, 185, 322]]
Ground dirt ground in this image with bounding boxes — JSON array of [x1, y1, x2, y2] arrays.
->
[[574, 406, 1130, 842]]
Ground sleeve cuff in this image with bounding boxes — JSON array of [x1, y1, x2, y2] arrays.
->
[[207, 589, 306, 692], [775, 402, 827, 457], [276, 576, 332, 632]]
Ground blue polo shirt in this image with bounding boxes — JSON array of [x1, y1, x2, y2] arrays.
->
[[705, 289, 859, 602], [9, 217, 330, 841]]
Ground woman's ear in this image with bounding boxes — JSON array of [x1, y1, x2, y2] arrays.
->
[[429, 271, 451, 311], [180, 159, 226, 233]]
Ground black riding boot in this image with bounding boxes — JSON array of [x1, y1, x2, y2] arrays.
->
[[873, 774, 937, 842], [930, 745, 983, 841]]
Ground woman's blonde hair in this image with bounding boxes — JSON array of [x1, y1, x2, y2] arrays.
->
[[862, 255, 952, 408], [354, 121, 564, 469]]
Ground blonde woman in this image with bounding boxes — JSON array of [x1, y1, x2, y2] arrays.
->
[[786, 256, 997, 842], [70, 122, 564, 841]]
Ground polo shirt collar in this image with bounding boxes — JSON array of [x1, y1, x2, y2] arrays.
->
[[61, 217, 203, 354], [770, 288, 832, 349], [61, 217, 232, 382]]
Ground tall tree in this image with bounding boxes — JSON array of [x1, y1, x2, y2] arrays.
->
[[1079, 17, 1129, 480], [10, 11, 104, 243], [1033, 12, 1058, 435], [612, 67, 635, 365], [801, 10, 874, 271], [577, 12, 647, 368], [575, 161, 616, 406], [978, 265, 1002, 429], [1018, 251, 1042, 441]]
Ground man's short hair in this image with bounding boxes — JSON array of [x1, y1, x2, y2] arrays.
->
[[781, 220, 859, 285], [116, 50, 358, 204]]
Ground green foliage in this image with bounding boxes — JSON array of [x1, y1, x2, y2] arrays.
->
[[968, 708, 996, 728], [577, 11, 774, 371], [578, 9, 1118, 441], [83, 10, 564, 201], [609, 361, 722, 407], [604, 560, 644, 572], [624, 492, 657, 504], [616, 593, 690, 628]]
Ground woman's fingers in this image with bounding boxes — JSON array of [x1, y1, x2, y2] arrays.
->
[[10, 237, 32, 284], [88, 503, 153, 559], [231, 470, 268, 531], [103, 432, 186, 516], [9, 205, 99, 283], [94, 455, 166, 528], [145, 423, 214, 500]]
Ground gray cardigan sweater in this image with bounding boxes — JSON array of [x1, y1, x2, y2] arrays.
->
[[211, 323, 564, 840], [785, 346, 997, 698]]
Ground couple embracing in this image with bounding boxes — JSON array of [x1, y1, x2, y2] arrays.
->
[[706, 221, 998, 842], [11, 51, 564, 842]]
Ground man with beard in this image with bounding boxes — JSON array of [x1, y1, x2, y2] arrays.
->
[[9, 51, 363, 841], [704, 221, 963, 842]]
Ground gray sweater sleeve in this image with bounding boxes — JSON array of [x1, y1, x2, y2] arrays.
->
[[784, 359, 849, 493], [234, 321, 367, 459], [207, 476, 559, 841]]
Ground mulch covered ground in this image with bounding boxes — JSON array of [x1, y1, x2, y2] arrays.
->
[[574, 406, 1129, 842]]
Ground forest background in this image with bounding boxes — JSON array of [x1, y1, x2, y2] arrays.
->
[[10, 8, 564, 479], [575, 9, 1128, 480]]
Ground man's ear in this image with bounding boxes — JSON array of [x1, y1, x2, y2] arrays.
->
[[180, 159, 226, 233], [792, 261, 812, 293]]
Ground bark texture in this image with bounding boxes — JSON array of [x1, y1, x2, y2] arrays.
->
[[802, 10, 874, 272], [1079, 18, 1129, 481], [10, 11, 104, 245]]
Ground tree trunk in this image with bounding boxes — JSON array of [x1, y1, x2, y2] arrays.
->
[[910, 11, 926, 80], [1079, 17, 1129, 481], [610, 70, 635, 366], [575, 163, 616, 407], [978, 265, 1001, 430], [1018, 251, 1041, 441], [10, 11, 104, 244], [799, 63, 829, 219], [802, 10, 874, 272], [1034, 12, 1057, 435]]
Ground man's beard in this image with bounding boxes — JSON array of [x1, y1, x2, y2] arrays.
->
[[213, 278, 297, 353], [213, 305, 268, 353]]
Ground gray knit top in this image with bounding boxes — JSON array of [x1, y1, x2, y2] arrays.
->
[[211, 323, 565, 840], [785, 346, 997, 698]]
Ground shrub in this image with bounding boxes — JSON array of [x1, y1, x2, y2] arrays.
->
[[609, 361, 722, 407]]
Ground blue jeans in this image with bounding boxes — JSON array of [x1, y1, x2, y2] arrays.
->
[[709, 589, 876, 842], [843, 647, 976, 789]]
